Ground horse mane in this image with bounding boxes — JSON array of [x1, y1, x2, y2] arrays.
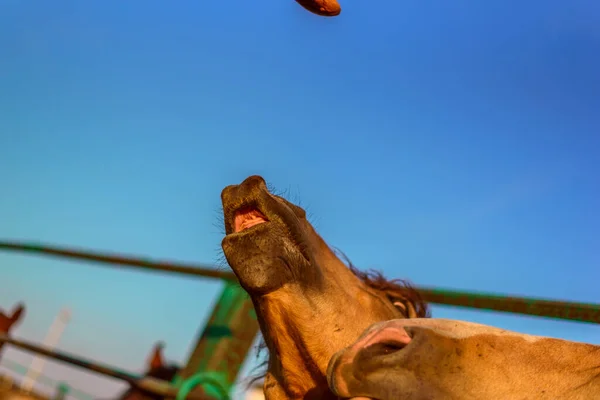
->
[[243, 254, 430, 388], [349, 266, 430, 319]]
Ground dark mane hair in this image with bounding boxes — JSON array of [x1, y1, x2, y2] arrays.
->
[[349, 265, 430, 319], [243, 255, 430, 388]]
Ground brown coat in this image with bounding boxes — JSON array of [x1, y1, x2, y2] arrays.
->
[[221, 176, 428, 399], [328, 318, 600, 400]]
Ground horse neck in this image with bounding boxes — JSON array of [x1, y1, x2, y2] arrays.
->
[[256, 276, 397, 398]]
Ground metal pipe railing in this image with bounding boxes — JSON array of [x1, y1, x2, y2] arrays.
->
[[0, 241, 234, 281], [2, 240, 599, 324], [1, 358, 95, 400], [0, 335, 214, 400]]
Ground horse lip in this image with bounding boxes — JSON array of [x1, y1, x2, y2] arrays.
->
[[327, 350, 343, 379], [362, 325, 412, 350], [326, 349, 354, 398]]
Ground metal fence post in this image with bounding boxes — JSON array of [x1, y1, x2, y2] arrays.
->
[[174, 281, 259, 400]]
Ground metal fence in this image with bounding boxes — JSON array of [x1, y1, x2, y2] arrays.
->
[[1, 358, 95, 400], [0, 241, 260, 400], [1, 240, 599, 399]]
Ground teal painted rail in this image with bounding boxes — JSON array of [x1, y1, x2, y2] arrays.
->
[[173, 281, 258, 400]]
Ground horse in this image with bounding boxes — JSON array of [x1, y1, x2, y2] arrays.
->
[[220, 175, 429, 400], [0, 303, 25, 361], [327, 318, 600, 400], [116, 342, 180, 400]]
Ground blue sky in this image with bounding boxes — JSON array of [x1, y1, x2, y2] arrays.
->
[[1, 0, 599, 398]]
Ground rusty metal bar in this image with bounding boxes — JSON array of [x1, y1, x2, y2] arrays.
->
[[0, 334, 213, 400], [1, 358, 95, 400], [2, 240, 599, 324], [0, 241, 235, 281], [419, 287, 600, 324]]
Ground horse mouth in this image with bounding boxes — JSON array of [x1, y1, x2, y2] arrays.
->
[[233, 206, 269, 233]]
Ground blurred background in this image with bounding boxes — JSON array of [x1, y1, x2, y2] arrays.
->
[[1, 0, 599, 398]]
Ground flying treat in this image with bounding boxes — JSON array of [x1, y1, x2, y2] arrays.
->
[[296, 0, 341, 16]]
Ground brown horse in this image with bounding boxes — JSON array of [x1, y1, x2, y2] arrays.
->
[[116, 342, 180, 400], [327, 318, 600, 400], [0, 303, 25, 361], [220, 175, 428, 400]]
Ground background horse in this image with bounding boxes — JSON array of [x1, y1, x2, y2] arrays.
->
[[0, 303, 25, 361], [116, 342, 180, 400]]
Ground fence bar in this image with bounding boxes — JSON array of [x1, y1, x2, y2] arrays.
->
[[2, 358, 95, 400], [174, 281, 260, 400], [0, 335, 212, 399], [419, 288, 600, 324], [0, 241, 235, 281], [2, 241, 600, 324]]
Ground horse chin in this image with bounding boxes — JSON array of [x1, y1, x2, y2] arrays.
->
[[222, 223, 305, 294]]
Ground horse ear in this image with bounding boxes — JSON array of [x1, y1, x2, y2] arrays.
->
[[147, 341, 166, 370], [9, 303, 25, 325]]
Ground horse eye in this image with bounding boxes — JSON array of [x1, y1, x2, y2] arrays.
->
[[393, 301, 409, 317]]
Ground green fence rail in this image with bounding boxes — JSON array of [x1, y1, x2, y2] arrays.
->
[[1, 240, 598, 325], [0, 334, 211, 399], [0, 240, 260, 399], [1, 239, 598, 399]]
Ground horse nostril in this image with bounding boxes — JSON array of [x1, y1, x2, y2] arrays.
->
[[367, 340, 407, 356]]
